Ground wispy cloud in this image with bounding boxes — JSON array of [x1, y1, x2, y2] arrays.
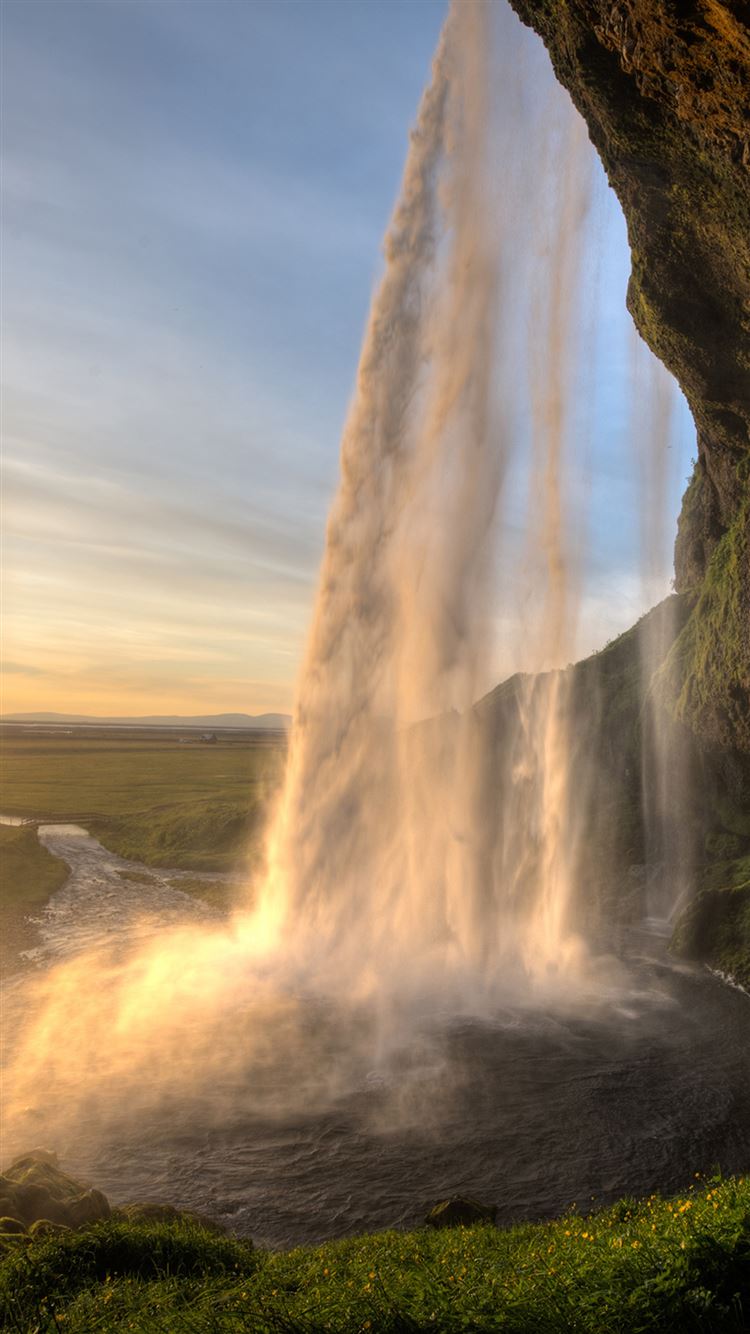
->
[[1, 662, 48, 677], [1, 0, 695, 716]]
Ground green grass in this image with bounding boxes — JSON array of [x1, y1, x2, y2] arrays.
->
[[0, 732, 285, 967], [672, 855, 750, 989], [0, 824, 69, 912], [661, 491, 750, 752], [166, 876, 247, 912], [0, 824, 69, 966], [1, 1176, 748, 1332], [0, 735, 285, 872]]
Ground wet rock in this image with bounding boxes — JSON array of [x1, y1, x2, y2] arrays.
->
[[1, 1150, 111, 1230], [672, 867, 750, 990], [425, 1196, 497, 1229]]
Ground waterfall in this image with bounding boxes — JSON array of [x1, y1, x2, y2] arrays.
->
[[252, 0, 597, 1003], [4, 0, 686, 1149]]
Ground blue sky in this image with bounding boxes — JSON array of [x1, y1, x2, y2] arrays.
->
[[1, 0, 694, 716]]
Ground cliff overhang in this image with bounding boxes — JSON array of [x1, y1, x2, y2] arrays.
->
[[509, 0, 750, 752]]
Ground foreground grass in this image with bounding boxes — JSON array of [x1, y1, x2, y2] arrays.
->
[[0, 735, 284, 872], [1, 1176, 748, 1332]]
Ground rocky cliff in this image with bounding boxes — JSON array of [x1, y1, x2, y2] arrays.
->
[[478, 597, 750, 985], [509, 0, 750, 753], [502, 0, 749, 981]]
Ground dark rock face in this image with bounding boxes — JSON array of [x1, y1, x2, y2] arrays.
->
[[425, 1196, 498, 1229], [478, 599, 696, 934], [508, 0, 750, 751], [477, 597, 750, 983], [671, 855, 750, 989]]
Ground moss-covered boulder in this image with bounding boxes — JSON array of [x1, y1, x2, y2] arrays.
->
[[0, 1151, 110, 1231], [0, 1156, 232, 1244]]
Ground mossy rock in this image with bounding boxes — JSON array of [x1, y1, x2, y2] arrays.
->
[[671, 868, 750, 989], [705, 832, 744, 861], [1, 1151, 110, 1230], [425, 1196, 497, 1229], [660, 498, 750, 752]]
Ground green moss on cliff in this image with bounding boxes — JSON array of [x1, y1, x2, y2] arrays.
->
[[661, 495, 750, 751], [672, 855, 750, 989]]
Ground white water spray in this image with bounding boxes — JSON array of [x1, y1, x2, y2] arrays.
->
[[256, 0, 507, 1002], [256, 0, 598, 1003]]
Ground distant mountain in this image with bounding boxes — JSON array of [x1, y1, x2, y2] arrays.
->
[[2, 711, 291, 730]]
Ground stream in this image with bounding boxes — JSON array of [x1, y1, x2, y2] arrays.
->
[[19, 822, 218, 964]]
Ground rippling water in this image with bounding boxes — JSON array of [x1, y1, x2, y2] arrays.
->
[[4, 824, 750, 1248]]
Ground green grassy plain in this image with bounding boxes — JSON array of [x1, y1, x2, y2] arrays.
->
[[0, 824, 69, 912], [0, 730, 285, 964], [1, 1175, 748, 1332], [0, 731, 285, 873], [0, 824, 69, 964]]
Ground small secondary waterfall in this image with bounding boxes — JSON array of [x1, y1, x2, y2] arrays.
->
[[633, 342, 697, 925]]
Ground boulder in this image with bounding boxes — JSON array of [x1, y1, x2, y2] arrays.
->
[[425, 1196, 497, 1229], [1, 1150, 111, 1230]]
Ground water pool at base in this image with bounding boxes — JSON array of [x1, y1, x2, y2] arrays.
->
[[4, 824, 749, 1249]]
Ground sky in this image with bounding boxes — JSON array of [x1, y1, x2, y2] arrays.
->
[[1, 0, 696, 719]]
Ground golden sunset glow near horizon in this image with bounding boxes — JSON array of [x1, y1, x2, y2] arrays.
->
[[1, 0, 694, 721]]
